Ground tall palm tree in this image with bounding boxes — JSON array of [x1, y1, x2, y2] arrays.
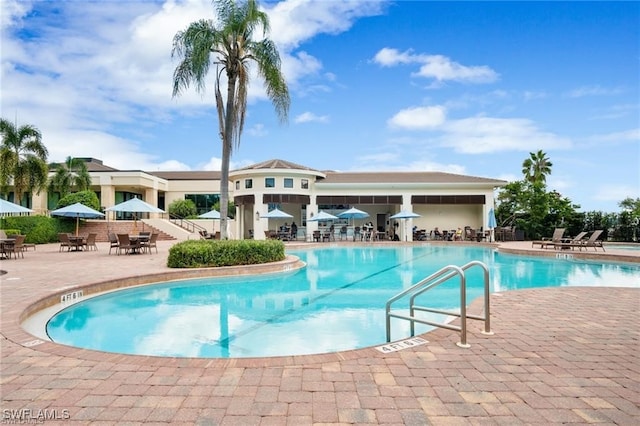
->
[[0, 118, 49, 205], [522, 149, 553, 184], [48, 156, 92, 198], [172, 0, 290, 239]]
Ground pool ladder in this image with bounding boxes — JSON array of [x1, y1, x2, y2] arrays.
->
[[385, 260, 493, 348]]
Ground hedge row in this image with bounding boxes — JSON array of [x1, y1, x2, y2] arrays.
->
[[0, 216, 75, 244], [167, 239, 285, 268]]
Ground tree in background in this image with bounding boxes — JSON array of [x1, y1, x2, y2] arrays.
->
[[0, 118, 49, 205], [56, 190, 101, 211], [169, 199, 198, 218], [48, 156, 92, 198], [172, 0, 290, 239], [213, 200, 235, 219]]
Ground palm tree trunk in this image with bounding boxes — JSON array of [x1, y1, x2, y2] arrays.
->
[[219, 76, 237, 240]]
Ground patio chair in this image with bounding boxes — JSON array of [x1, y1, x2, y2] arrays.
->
[[339, 226, 348, 240], [116, 233, 139, 255], [83, 233, 98, 251], [532, 228, 565, 249], [141, 233, 158, 254], [312, 230, 321, 242], [108, 232, 119, 255], [354, 226, 362, 241], [58, 233, 74, 252], [4, 235, 25, 259]]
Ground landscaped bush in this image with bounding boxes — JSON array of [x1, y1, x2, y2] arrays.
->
[[167, 239, 285, 268], [168, 199, 197, 218], [57, 190, 101, 210], [1, 215, 76, 244]]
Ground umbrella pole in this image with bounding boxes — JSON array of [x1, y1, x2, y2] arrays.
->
[[76, 216, 79, 236]]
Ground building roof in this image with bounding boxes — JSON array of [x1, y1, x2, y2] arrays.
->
[[149, 171, 221, 180], [320, 171, 507, 185], [234, 159, 320, 172], [77, 158, 119, 172]]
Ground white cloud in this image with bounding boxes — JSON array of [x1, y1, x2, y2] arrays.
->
[[566, 85, 625, 98], [590, 128, 640, 143], [440, 116, 572, 154], [373, 48, 499, 84], [294, 112, 329, 124], [388, 106, 446, 130], [593, 184, 640, 203]]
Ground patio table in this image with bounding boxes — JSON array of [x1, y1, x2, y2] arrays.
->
[[68, 236, 85, 251]]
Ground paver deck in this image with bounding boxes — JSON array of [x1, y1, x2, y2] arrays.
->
[[1, 240, 638, 425]]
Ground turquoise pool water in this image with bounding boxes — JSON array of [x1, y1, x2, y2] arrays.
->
[[46, 246, 639, 358]]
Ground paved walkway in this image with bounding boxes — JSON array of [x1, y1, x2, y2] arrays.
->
[[1, 241, 639, 425]]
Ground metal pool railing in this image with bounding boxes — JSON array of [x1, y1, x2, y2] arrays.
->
[[385, 260, 493, 348]]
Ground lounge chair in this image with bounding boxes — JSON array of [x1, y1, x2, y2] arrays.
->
[[556, 230, 605, 251], [532, 228, 565, 249], [552, 231, 588, 251]]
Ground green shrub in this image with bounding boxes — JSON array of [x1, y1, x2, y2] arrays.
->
[[1, 215, 75, 244], [168, 199, 197, 218], [57, 190, 101, 210], [167, 239, 285, 268]]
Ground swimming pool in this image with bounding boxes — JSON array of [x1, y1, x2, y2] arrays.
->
[[46, 245, 639, 358]]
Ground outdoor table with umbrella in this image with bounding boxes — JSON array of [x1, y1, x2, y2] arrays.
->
[[260, 208, 293, 239], [51, 202, 105, 237], [390, 210, 421, 241], [105, 196, 165, 233], [198, 209, 221, 239], [307, 210, 339, 241], [338, 207, 370, 240]]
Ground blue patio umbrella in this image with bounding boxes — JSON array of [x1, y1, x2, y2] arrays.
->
[[390, 210, 421, 241], [260, 207, 293, 232], [338, 207, 370, 227], [488, 208, 497, 242], [199, 209, 221, 219], [0, 198, 33, 215], [51, 202, 105, 236], [106, 196, 165, 232], [199, 209, 221, 233], [307, 211, 338, 222]]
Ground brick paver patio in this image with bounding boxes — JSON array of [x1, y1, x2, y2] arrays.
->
[[1, 240, 638, 425]]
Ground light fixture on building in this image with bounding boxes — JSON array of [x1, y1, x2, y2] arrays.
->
[[256, 211, 260, 221]]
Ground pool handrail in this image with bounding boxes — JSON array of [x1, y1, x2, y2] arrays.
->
[[385, 260, 492, 348]]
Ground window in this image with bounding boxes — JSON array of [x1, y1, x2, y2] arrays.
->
[[235, 181, 240, 190], [185, 194, 220, 215], [284, 178, 293, 188], [265, 177, 275, 188], [245, 179, 253, 189], [301, 179, 309, 189]]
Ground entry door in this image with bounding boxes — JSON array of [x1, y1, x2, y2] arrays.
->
[[377, 213, 387, 232]]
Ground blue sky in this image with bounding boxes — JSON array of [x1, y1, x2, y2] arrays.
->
[[2, 0, 638, 213]]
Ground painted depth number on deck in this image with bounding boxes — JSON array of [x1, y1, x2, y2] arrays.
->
[[375, 337, 428, 353]]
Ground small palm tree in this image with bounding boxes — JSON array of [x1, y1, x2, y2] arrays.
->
[[522, 150, 552, 184], [0, 118, 49, 205], [48, 156, 92, 198], [172, 0, 289, 239]]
